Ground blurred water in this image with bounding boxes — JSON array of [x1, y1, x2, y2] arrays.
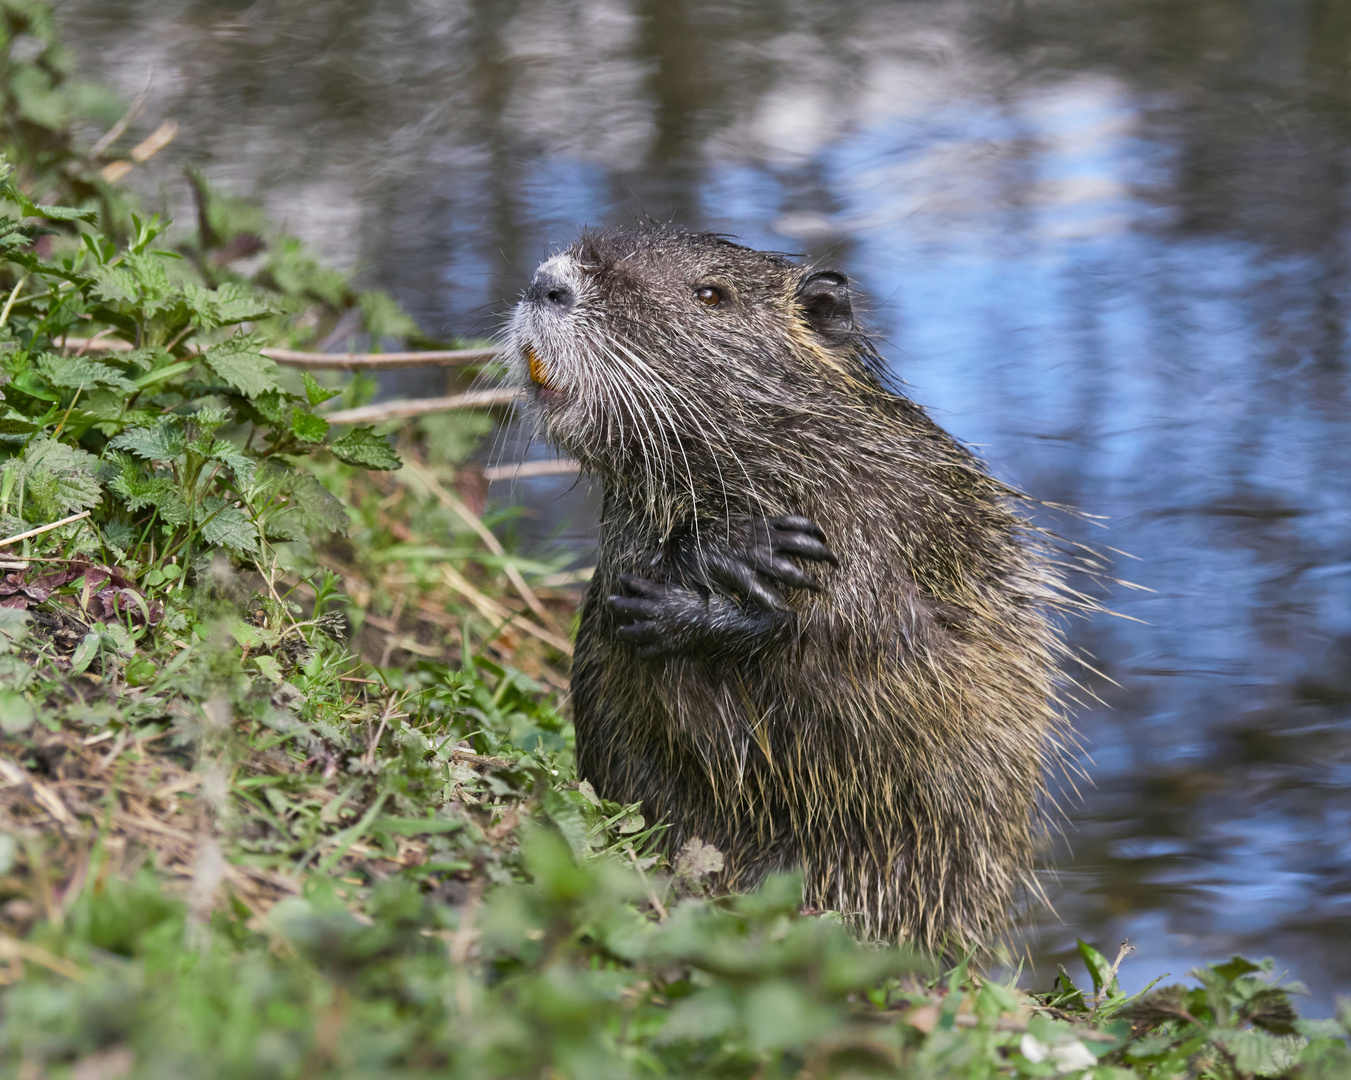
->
[[56, 0, 1351, 1007]]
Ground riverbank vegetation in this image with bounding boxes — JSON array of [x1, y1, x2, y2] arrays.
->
[[0, 3, 1347, 1076]]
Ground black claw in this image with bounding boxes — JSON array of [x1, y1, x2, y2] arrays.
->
[[609, 595, 664, 620], [766, 557, 820, 590], [704, 550, 789, 612], [618, 573, 665, 596], [717, 556, 759, 592], [768, 514, 825, 539], [615, 620, 661, 643], [744, 577, 789, 613], [772, 531, 838, 565]]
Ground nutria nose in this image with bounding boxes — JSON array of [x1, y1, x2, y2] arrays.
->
[[525, 270, 575, 311]]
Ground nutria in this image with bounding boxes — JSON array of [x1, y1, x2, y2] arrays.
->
[[508, 225, 1083, 952]]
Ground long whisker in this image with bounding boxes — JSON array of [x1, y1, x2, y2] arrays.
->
[[608, 334, 766, 560]]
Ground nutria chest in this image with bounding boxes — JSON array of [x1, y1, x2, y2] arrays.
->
[[509, 225, 1073, 952]]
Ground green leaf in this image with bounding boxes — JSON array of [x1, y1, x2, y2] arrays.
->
[[126, 347, 191, 391], [0, 609, 30, 654], [300, 371, 340, 407], [9, 437, 102, 518], [1211, 956, 1265, 982], [199, 499, 258, 554], [329, 426, 401, 470], [123, 655, 156, 687], [420, 410, 494, 464], [202, 438, 257, 487], [658, 987, 739, 1044], [1078, 939, 1115, 998], [110, 419, 187, 462], [744, 981, 835, 1053], [0, 691, 36, 735], [7, 184, 96, 223], [36, 353, 135, 392], [183, 281, 284, 331], [249, 465, 348, 541], [1215, 1029, 1304, 1077], [0, 410, 41, 436], [121, 251, 174, 310], [8, 370, 60, 402], [253, 655, 284, 684], [8, 66, 71, 129], [1049, 965, 1089, 1013], [188, 406, 232, 436], [267, 237, 349, 306], [105, 452, 175, 511], [202, 336, 282, 398], [540, 786, 591, 860], [87, 263, 139, 305], [249, 390, 289, 426], [69, 631, 101, 675], [290, 408, 329, 444], [287, 472, 348, 535]]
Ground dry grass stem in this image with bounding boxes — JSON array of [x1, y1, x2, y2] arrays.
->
[[481, 459, 581, 482], [59, 337, 499, 370], [0, 510, 92, 548], [322, 390, 521, 426]]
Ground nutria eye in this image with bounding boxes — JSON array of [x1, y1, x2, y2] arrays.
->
[[694, 285, 722, 307]]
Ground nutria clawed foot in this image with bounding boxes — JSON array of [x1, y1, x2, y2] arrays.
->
[[607, 515, 837, 659]]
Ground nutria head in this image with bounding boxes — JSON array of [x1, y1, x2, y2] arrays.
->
[[507, 227, 875, 508]]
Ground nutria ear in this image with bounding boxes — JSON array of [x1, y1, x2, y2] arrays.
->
[[797, 270, 854, 341]]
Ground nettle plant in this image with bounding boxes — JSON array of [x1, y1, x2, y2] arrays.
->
[[0, 162, 397, 638]]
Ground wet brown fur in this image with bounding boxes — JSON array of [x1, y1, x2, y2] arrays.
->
[[508, 226, 1082, 953]]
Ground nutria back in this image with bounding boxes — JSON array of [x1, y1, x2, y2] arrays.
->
[[509, 225, 1081, 952]]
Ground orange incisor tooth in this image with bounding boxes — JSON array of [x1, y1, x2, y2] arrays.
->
[[526, 346, 550, 387]]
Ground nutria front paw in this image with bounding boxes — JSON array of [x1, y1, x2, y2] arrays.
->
[[607, 573, 778, 660], [679, 514, 838, 613]]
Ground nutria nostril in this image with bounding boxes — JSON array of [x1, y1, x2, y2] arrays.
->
[[525, 270, 575, 311], [510, 224, 1099, 957]]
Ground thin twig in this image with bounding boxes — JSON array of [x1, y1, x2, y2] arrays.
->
[[361, 697, 404, 772], [129, 120, 178, 163], [0, 510, 92, 549], [322, 389, 521, 426], [626, 845, 668, 920], [70, 327, 119, 357], [482, 459, 581, 483], [1096, 941, 1136, 1009], [0, 276, 26, 329], [264, 346, 499, 369], [59, 337, 500, 370]]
